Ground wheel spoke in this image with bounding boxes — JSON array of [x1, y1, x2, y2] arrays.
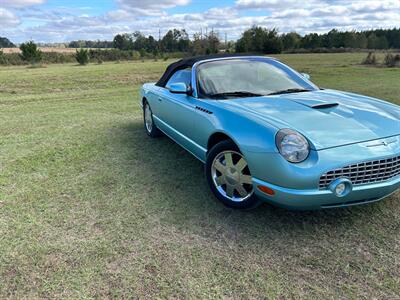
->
[[236, 185, 248, 197], [226, 185, 234, 197], [214, 161, 226, 174], [235, 158, 247, 172], [224, 153, 234, 168], [215, 176, 226, 186], [241, 175, 253, 185]]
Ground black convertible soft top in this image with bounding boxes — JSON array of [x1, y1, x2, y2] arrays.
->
[[155, 54, 251, 87]]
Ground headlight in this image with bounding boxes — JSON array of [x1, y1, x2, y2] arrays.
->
[[275, 129, 310, 163]]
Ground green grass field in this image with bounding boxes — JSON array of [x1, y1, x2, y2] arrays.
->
[[1, 53, 399, 298]]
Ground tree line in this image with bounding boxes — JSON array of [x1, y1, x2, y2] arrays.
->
[[110, 27, 400, 55], [112, 29, 220, 56], [1, 27, 399, 58], [68, 40, 114, 49]]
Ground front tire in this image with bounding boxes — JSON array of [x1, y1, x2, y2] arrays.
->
[[206, 140, 259, 209], [143, 101, 162, 137]]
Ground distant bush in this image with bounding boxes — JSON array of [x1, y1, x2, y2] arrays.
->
[[384, 53, 400, 67], [0, 53, 21, 65], [139, 49, 146, 59], [0, 49, 5, 64], [131, 51, 140, 60], [75, 48, 89, 65], [0, 48, 185, 66], [20, 41, 42, 64], [44, 52, 75, 64], [88, 49, 141, 62], [396, 55, 400, 66], [286, 47, 357, 54], [362, 52, 377, 65]]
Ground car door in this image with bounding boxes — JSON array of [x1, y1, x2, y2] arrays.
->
[[156, 68, 203, 157]]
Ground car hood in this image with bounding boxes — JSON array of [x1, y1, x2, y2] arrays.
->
[[218, 89, 400, 150]]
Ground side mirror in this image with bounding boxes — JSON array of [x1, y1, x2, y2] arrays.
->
[[169, 82, 190, 94], [301, 73, 311, 80]]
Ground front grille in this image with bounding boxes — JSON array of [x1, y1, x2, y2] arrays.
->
[[319, 155, 400, 189]]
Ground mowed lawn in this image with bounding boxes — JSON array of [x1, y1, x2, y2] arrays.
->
[[0, 53, 399, 298]]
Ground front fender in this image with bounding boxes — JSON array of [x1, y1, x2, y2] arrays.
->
[[205, 101, 280, 154]]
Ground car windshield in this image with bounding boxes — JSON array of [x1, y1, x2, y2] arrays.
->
[[197, 58, 319, 99]]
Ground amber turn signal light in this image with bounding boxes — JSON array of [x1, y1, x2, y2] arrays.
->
[[257, 185, 275, 196]]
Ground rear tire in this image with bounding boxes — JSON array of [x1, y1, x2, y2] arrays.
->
[[206, 140, 260, 209], [143, 100, 162, 138]]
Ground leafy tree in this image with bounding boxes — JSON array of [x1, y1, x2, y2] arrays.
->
[[236, 26, 282, 54], [352, 32, 368, 49], [376, 36, 389, 49], [323, 29, 345, 48], [189, 31, 220, 55], [235, 31, 252, 52], [132, 31, 148, 51], [147, 36, 158, 53], [281, 32, 301, 50], [367, 33, 388, 49], [176, 30, 190, 52], [301, 33, 322, 49], [19, 41, 42, 64], [113, 34, 124, 50], [75, 48, 89, 65], [0, 37, 15, 48], [386, 28, 400, 48], [161, 29, 190, 52], [207, 31, 220, 54], [139, 48, 146, 58], [191, 33, 206, 55], [113, 34, 133, 50], [262, 28, 283, 54]]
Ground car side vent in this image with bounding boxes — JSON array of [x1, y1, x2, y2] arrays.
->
[[195, 106, 213, 114]]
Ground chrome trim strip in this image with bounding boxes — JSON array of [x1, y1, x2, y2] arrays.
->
[[153, 115, 207, 162]]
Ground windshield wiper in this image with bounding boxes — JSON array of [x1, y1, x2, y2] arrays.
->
[[268, 88, 312, 96], [208, 91, 265, 99]]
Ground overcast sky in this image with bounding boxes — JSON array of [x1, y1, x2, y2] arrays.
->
[[1, 0, 400, 43]]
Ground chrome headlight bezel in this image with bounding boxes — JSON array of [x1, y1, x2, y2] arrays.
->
[[275, 129, 310, 163]]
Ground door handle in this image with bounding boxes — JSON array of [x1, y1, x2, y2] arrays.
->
[[158, 97, 162, 102]]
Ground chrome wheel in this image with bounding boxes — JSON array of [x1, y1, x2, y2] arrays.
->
[[211, 150, 254, 202], [144, 103, 153, 133]]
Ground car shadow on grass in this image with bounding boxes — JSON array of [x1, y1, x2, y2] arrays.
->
[[107, 121, 395, 243]]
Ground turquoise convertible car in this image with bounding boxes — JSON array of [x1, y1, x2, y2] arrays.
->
[[140, 55, 400, 210]]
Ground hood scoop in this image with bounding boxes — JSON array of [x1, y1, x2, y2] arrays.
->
[[310, 102, 339, 109], [288, 98, 340, 110]]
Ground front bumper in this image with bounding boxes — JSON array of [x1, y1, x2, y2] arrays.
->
[[253, 176, 400, 210], [245, 136, 400, 210]]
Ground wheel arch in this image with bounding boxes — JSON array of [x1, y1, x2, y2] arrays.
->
[[141, 96, 147, 108], [207, 131, 242, 153]]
